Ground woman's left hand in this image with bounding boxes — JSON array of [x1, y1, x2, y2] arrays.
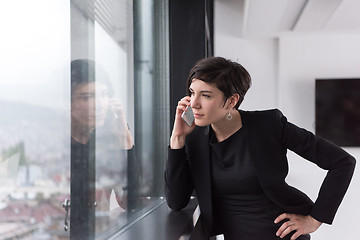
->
[[108, 99, 133, 149], [274, 213, 322, 239]]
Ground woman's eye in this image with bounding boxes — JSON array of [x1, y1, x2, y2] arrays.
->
[[81, 93, 95, 101], [190, 92, 195, 96], [202, 94, 210, 98]]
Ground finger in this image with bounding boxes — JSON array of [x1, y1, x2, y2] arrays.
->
[[182, 96, 191, 101], [276, 220, 293, 237], [108, 99, 122, 106], [176, 100, 191, 114], [176, 104, 188, 113], [108, 100, 123, 111], [290, 231, 301, 240], [110, 105, 122, 113], [279, 224, 296, 239], [274, 213, 289, 224], [178, 98, 190, 106], [180, 96, 191, 105]]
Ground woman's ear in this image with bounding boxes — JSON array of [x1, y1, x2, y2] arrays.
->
[[227, 94, 240, 109]]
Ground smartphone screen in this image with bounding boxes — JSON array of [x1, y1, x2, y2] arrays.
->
[[181, 106, 195, 126]]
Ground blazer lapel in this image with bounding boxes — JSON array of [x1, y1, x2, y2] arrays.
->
[[239, 110, 275, 191], [186, 126, 213, 237], [239, 110, 314, 215]]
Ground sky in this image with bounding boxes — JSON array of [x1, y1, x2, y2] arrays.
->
[[0, 0, 71, 111]]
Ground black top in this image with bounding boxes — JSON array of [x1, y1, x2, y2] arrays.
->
[[210, 127, 309, 240], [70, 131, 140, 240], [71, 137, 96, 240]]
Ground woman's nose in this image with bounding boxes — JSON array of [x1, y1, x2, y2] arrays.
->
[[191, 96, 199, 109]]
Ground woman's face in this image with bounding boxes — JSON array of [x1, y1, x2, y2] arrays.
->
[[71, 82, 109, 128], [189, 79, 229, 126]]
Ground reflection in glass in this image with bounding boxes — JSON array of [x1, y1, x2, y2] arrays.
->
[[70, 59, 139, 239], [0, 0, 169, 238]]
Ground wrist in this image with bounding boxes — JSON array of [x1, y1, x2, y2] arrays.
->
[[170, 135, 186, 149], [311, 216, 322, 225]]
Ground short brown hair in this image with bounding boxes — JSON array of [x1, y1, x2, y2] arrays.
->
[[71, 59, 114, 97], [186, 57, 251, 109]]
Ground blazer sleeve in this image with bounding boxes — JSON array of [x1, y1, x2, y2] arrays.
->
[[164, 146, 194, 210], [274, 109, 356, 224]]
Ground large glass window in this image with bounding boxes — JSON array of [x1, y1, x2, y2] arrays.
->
[[0, 0, 168, 239], [0, 1, 71, 239]]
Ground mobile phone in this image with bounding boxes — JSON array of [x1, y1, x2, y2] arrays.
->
[[181, 106, 195, 126]]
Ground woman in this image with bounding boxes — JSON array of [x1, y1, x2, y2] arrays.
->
[[165, 57, 356, 240], [70, 59, 138, 239]]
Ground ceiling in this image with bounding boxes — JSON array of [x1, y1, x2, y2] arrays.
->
[[215, 0, 360, 38]]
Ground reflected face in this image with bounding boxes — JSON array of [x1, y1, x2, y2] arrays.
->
[[189, 79, 229, 126], [71, 82, 109, 128]]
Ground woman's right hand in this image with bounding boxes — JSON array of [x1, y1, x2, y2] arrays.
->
[[170, 96, 196, 149]]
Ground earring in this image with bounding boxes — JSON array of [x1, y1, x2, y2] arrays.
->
[[226, 112, 232, 121]]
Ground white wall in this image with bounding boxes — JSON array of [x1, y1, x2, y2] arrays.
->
[[277, 32, 360, 239], [215, 35, 279, 110], [215, 13, 360, 240], [278, 32, 360, 130]]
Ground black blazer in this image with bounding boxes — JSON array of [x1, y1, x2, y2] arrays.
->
[[164, 109, 356, 239]]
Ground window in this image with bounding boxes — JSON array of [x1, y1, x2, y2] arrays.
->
[[0, 0, 169, 238]]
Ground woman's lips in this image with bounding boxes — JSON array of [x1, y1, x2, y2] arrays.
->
[[193, 113, 203, 118]]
